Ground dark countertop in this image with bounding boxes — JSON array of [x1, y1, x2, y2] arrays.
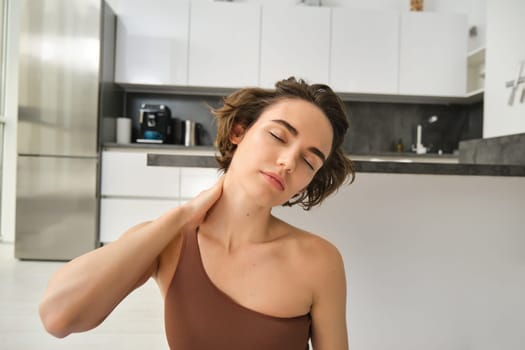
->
[[145, 153, 525, 177], [103, 142, 216, 152], [352, 160, 525, 176], [102, 143, 525, 177], [459, 133, 525, 165]]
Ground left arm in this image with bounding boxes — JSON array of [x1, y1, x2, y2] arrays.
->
[[310, 245, 349, 350]]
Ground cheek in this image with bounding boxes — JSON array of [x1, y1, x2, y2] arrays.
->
[[233, 133, 271, 168], [246, 133, 277, 159]]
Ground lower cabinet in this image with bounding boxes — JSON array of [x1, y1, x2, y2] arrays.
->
[[101, 150, 181, 197], [100, 149, 219, 243], [99, 198, 180, 243], [180, 167, 221, 199]]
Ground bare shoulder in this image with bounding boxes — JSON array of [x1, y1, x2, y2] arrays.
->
[[301, 230, 342, 263], [275, 218, 346, 288], [281, 221, 348, 346], [283, 222, 343, 265]]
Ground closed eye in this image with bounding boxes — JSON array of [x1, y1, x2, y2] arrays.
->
[[303, 158, 314, 171], [270, 131, 284, 142]]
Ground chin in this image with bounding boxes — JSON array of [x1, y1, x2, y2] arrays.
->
[[248, 190, 287, 210]]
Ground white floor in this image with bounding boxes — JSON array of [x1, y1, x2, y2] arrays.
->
[[0, 242, 168, 349]]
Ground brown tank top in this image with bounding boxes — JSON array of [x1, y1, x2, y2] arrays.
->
[[164, 230, 311, 350]]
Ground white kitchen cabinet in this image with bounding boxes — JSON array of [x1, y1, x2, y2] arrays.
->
[[100, 198, 180, 243], [260, 6, 330, 88], [100, 149, 220, 242], [330, 9, 399, 94], [180, 167, 221, 199], [188, 2, 260, 87], [101, 150, 180, 198], [399, 12, 467, 96], [467, 46, 485, 93], [114, 0, 189, 85]]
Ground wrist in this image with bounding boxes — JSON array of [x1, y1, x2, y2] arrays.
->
[[150, 205, 189, 233]]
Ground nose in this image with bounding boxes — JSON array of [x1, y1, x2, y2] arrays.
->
[[277, 149, 297, 173]]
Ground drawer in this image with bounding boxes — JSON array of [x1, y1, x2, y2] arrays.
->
[[180, 167, 221, 199], [101, 151, 180, 198], [99, 198, 180, 243]]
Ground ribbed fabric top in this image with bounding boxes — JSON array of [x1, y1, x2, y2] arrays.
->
[[164, 230, 311, 350]]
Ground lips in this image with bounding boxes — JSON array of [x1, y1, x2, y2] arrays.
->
[[261, 171, 285, 191]]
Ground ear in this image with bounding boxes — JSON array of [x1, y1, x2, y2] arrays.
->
[[230, 123, 246, 145]]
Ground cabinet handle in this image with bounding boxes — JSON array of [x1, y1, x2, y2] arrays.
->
[[505, 60, 525, 106]]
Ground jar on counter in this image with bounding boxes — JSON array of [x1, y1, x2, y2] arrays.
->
[[410, 0, 423, 11], [396, 139, 405, 153]]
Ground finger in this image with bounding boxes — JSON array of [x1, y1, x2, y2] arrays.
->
[[186, 175, 224, 216], [196, 175, 224, 204], [209, 175, 224, 198]]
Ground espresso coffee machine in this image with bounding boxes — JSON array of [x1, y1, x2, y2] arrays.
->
[[137, 104, 172, 143]]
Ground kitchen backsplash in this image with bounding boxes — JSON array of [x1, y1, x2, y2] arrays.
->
[[344, 100, 482, 154], [121, 91, 482, 154]]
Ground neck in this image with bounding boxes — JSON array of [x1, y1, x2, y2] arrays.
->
[[198, 173, 275, 253]]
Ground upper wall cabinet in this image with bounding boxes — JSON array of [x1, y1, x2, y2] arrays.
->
[[188, 2, 260, 88], [260, 6, 330, 88], [112, 3, 470, 100], [115, 0, 189, 85], [399, 12, 467, 96], [330, 9, 399, 94]]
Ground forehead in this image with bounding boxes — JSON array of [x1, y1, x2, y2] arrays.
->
[[257, 98, 333, 153]]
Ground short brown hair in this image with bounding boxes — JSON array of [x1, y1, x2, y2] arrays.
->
[[212, 77, 355, 210]]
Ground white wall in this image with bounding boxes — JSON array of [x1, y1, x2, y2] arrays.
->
[[274, 172, 525, 350], [483, 0, 525, 137]]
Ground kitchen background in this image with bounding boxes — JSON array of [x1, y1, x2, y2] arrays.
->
[[4, 0, 525, 244], [1, 0, 525, 349], [107, 0, 488, 155]]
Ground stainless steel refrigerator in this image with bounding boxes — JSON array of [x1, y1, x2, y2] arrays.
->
[[16, 0, 121, 260]]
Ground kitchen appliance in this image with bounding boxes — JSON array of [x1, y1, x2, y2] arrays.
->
[[16, 0, 120, 260], [137, 104, 172, 144]]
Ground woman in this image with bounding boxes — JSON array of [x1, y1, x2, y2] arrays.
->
[[39, 77, 354, 349]]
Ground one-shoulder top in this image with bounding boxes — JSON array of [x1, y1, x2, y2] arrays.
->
[[164, 230, 311, 350]]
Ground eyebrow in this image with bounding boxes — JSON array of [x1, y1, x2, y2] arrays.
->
[[270, 119, 327, 162]]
